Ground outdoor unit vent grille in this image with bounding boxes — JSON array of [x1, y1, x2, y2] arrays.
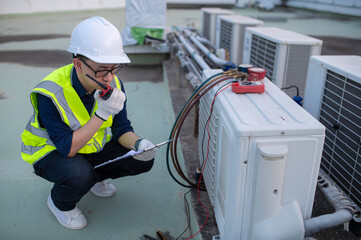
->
[[243, 27, 322, 97], [249, 34, 277, 81], [198, 90, 220, 206], [249, 36, 313, 96], [219, 20, 233, 53], [318, 70, 361, 208]]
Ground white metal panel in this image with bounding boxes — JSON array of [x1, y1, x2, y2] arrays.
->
[[216, 15, 263, 65], [304, 55, 361, 119], [199, 70, 324, 240], [303, 58, 327, 119], [200, 69, 325, 239], [167, 0, 235, 4], [286, 0, 361, 17], [245, 27, 323, 45], [307, 55, 361, 83], [201, 8, 233, 45], [273, 43, 287, 86], [243, 27, 322, 97], [303, 55, 361, 210]]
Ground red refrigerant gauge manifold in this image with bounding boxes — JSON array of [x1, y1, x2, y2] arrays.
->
[[248, 67, 266, 80], [231, 80, 265, 94], [231, 67, 266, 94]]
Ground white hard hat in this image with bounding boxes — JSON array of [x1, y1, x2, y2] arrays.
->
[[67, 16, 130, 64]]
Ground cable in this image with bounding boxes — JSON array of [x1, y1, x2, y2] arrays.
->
[[281, 85, 299, 96], [166, 68, 244, 188], [200, 81, 234, 168], [185, 83, 232, 240], [166, 71, 230, 188], [170, 76, 233, 189], [171, 76, 233, 182], [176, 189, 192, 240]]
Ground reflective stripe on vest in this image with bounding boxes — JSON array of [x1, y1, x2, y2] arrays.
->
[[21, 64, 121, 165]]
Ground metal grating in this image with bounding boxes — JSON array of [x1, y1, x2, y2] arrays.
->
[[249, 34, 277, 82], [283, 45, 312, 97], [318, 69, 361, 208], [198, 90, 220, 206], [219, 19, 233, 53], [203, 12, 211, 40]]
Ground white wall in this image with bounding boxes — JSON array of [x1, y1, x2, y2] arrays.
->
[[167, 0, 235, 4], [0, 0, 126, 15], [286, 0, 361, 17]]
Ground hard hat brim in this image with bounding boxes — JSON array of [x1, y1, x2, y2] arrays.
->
[[89, 53, 131, 64], [68, 49, 131, 64]]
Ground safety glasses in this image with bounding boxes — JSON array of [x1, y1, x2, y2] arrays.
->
[[80, 58, 124, 77]]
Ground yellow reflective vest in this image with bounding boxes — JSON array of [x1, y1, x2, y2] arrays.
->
[[21, 64, 121, 165]]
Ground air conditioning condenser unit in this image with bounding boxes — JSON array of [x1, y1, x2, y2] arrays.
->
[[243, 27, 322, 97], [201, 8, 233, 45], [303, 55, 361, 211], [215, 15, 263, 66], [198, 69, 325, 239]]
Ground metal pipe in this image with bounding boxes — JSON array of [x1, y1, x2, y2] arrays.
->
[[195, 35, 215, 51], [184, 29, 234, 67], [169, 33, 202, 87], [175, 32, 211, 71], [304, 171, 356, 237]]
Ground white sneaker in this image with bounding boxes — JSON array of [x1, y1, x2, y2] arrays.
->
[[90, 181, 116, 197], [47, 193, 87, 230]]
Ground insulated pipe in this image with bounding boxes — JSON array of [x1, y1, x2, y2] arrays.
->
[[195, 35, 215, 51], [184, 29, 233, 67], [304, 209, 353, 236], [175, 32, 211, 71], [304, 171, 356, 237], [170, 33, 202, 87]]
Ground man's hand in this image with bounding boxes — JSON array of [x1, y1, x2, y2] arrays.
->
[[134, 139, 157, 161], [95, 88, 125, 121]]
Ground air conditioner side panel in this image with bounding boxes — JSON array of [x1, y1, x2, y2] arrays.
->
[[303, 59, 327, 118], [242, 135, 324, 239], [242, 30, 252, 64], [231, 23, 242, 65], [214, 113, 249, 240], [209, 14, 218, 45], [215, 17, 221, 49], [310, 44, 322, 56], [273, 44, 287, 87]]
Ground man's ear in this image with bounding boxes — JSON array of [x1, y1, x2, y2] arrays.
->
[[73, 58, 83, 73]]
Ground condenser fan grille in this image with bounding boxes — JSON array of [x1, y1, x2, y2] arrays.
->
[[249, 34, 277, 82], [219, 20, 233, 53], [319, 69, 361, 208]]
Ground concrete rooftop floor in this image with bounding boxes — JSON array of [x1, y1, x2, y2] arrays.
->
[[0, 5, 361, 240]]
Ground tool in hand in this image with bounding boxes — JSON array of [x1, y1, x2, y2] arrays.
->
[[136, 139, 174, 154], [94, 139, 174, 169], [86, 73, 113, 100]]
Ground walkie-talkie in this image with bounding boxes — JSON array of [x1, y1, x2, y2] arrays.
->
[[86, 73, 113, 100]]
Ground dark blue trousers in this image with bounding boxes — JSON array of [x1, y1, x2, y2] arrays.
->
[[33, 140, 154, 211]]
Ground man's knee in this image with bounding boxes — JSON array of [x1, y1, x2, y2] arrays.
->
[[131, 159, 154, 175], [66, 166, 97, 192], [141, 159, 154, 173]]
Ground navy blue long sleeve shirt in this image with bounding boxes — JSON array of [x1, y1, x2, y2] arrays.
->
[[37, 68, 134, 157]]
